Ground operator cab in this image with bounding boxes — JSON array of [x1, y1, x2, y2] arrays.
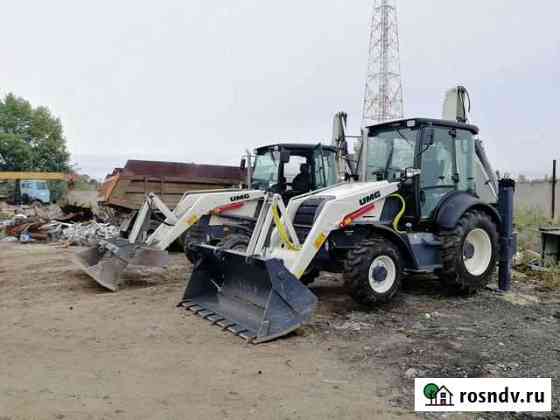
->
[[249, 143, 338, 202], [361, 118, 494, 226]]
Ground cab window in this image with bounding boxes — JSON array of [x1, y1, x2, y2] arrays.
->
[[283, 155, 308, 183], [419, 127, 455, 217], [314, 149, 337, 188], [366, 127, 416, 181]]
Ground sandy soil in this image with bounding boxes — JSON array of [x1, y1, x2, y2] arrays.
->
[[0, 243, 415, 420], [0, 242, 558, 419]]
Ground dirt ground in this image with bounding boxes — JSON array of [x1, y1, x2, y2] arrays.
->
[[0, 243, 559, 420]]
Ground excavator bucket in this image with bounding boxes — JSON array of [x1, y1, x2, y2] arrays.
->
[[179, 245, 318, 343], [73, 238, 169, 292]]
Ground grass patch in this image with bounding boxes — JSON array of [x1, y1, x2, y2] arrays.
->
[[515, 207, 553, 252], [541, 270, 560, 289]]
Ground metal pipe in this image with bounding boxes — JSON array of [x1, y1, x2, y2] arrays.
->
[[498, 178, 516, 292], [359, 128, 369, 182], [552, 160, 557, 220], [245, 150, 252, 189]]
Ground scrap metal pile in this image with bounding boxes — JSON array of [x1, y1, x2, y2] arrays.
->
[[0, 203, 118, 246]]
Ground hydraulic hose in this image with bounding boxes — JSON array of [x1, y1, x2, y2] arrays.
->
[[390, 193, 406, 233], [272, 205, 301, 251]]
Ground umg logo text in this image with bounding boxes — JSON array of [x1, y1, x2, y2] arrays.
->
[[359, 191, 381, 206], [230, 193, 250, 202]]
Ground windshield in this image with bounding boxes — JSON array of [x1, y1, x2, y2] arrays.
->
[[366, 127, 417, 181], [34, 181, 48, 190], [252, 150, 279, 189], [21, 181, 48, 190]]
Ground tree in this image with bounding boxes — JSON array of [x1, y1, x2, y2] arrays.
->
[[0, 93, 70, 172]]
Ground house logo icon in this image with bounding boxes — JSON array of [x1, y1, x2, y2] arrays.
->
[[423, 383, 454, 407]]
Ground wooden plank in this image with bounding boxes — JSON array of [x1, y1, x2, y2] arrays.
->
[[0, 172, 66, 181]]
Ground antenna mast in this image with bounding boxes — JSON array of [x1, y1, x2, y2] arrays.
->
[[362, 0, 404, 126]]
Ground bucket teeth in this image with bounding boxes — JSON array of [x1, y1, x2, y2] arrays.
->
[[179, 246, 318, 344], [207, 315, 225, 325], [179, 300, 257, 342]]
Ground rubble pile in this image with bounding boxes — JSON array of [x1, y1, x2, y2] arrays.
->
[[46, 221, 119, 246], [0, 203, 119, 246]]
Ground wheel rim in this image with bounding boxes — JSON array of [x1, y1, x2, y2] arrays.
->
[[368, 255, 397, 294], [463, 228, 492, 276]]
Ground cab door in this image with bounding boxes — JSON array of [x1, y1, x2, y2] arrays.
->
[[418, 127, 458, 218], [312, 144, 327, 189]]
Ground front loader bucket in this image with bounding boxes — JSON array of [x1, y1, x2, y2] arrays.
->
[[180, 245, 318, 343], [73, 238, 169, 292], [73, 247, 128, 291]]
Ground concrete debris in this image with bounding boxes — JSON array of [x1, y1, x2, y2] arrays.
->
[[1, 203, 65, 220], [1, 236, 18, 242], [1, 202, 118, 246], [332, 320, 372, 331], [47, 221, 119, 246], [330, 311, 378, 331]]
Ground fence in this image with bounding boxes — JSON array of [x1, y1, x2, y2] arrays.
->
[[515, 180, 559, 219]]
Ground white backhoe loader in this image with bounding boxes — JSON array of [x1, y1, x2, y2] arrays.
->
[[74, 134, 347, 291], [178, 87, 516, 343]]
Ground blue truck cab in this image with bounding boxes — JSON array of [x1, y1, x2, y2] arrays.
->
[[20, 180, 51, 204]]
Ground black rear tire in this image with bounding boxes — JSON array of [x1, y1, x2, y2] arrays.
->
[[344, 236, 402, 306], [439, 210, 498, 293]]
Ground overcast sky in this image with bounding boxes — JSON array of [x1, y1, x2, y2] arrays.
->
[[1, 0, 559, 179]]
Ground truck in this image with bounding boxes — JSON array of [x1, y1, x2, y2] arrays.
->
[[97, 159, 244, 232]]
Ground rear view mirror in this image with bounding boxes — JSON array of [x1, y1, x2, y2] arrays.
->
[[403, 167, 421, 179], [240, 158, 246, 171]]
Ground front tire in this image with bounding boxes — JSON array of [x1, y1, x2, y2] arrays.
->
[[344, 237, 403, 305], [218, 233, 250, 252], [183, 223, 207, 264], [439, 210, 498, 293]]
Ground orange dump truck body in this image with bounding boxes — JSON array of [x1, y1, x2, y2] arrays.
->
[[99, 160, 243, 211]]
